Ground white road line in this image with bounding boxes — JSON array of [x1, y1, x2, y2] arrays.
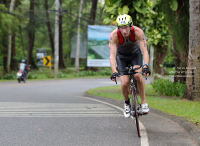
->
[[0, 114, 121, 118], [79, 96, 149, 146], [0, 102, 121, 118]]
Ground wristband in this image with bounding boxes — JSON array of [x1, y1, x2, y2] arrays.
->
[[143, 64, 148, 67]]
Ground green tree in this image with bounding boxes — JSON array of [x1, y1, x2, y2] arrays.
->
[[161, 0, 189, 84], [0, 1, 21, 73], [103, 0, 171, 76], [104, 0, 152, 26], [143, 1, 171, 76]]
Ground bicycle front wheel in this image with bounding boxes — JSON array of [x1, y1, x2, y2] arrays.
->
[[132, 91, 141, 137]]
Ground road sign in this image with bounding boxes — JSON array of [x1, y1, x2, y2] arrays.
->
[[43, 56, 51, 67]]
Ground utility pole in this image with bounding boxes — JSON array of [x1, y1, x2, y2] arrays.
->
[[54, 0, 59, 78], [7, 0, 15, 72], [75, 0, 84, 72]]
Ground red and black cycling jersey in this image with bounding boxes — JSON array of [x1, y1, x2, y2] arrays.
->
[[116, 26, 140, 55]]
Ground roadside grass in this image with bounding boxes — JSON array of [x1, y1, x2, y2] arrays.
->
[[86, 84, 200, 127], [0, 67, 112, 81]]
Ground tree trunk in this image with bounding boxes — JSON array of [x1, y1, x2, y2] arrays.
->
[[3, 36, 8, 74], [129, 11, 137, 26], [2, 0, 8, 74], [19, 26, 25, 58], [54, 0, 59, 78], [153, 44, 168, 79], [173, 37, 187, 84], [86, 0, 98, 71], [59, 0, 65, 69], [7, 0, 15, 73], [185, 0, 200, 101], [11, 35, 17, 70], [44, 0, 54, 56], [89, 0, 98, 25], [173, 37, 180, 82], [99, 3, 105, 25], [2, 0, 8, 7], [75, 0, 83, 72], [27, 0, 38, 69]]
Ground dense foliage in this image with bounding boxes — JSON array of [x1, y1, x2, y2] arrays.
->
[[151, 78, 186, 97], [0, 0, 105, 70]]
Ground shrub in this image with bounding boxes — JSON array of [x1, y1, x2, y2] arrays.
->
[[98, 70, 111, 76], [58, 72, 68, 78], [28, 74, 38, 79], [150, 78, 186, 97], [2, 74, 15, 80]]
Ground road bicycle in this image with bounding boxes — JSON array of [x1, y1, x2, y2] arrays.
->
[[115, 65, 146, 137]]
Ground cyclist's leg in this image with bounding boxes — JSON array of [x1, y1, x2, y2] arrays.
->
[[116, 54, 130, 102], [134, 67, 146, 104], [131, 49, 146, 104], [116, 54, 132, 118], [120, 75, 129, 101], [131, 49, 149, 113]]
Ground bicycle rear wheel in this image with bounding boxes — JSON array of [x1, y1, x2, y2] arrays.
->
[[132, 90, 141, 137]]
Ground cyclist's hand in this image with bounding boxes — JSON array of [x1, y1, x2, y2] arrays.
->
[[110, 72, 119, 82], [142, 67, 151, 78]]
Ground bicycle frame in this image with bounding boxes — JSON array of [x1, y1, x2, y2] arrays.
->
[[129, 71, 143, 116], [113, 65, 146, 137], [130, 77, 140, 116], [125, 65, 143, 137]]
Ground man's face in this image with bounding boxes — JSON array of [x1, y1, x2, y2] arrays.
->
[[119, 25, 131, 38]]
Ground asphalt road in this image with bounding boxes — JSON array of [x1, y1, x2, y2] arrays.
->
[[0, 78, 198, 146]]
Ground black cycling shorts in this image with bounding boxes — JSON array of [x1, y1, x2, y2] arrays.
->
[[116, 49, 143, 76]]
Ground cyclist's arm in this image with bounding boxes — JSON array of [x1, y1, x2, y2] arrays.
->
[[134, 27, 149, 66], [109, 31, 118, 73]]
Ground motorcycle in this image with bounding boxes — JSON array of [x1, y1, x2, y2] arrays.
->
[[17, 70, 26, 83], [17, 64, 30, 83]]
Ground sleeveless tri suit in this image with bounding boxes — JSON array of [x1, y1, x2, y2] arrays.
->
[[116, 26, 143, 75]]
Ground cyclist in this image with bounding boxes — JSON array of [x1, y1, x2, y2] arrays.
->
[[109, 14, 151, 118]]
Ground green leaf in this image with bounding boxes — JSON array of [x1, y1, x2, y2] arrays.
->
[[130, 8, 135, 13], [103, 18, 111, 24], [133, 0, 142, 8], [147, 7, 157, 15], [122, 6, 129, 14], [146, 1, 152, 8], [154, 40, 159, 45], [156, 34, 161, 39], [134, 6, 147, 14], [104, 5, 116, 13], [169, 0, 178, 11], [118, 6, 129, 15]]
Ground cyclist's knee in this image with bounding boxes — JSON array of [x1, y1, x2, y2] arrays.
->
[[134, 73, 143, 81], [120, 75, 129, 83], [121, 79, 129, 90], [121, 80, 129, 87]]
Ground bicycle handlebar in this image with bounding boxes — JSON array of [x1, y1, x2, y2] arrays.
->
[[125, 66, 142, 72], [114, 65, 148, 84]]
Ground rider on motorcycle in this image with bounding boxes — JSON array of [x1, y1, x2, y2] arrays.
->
[[19, 59, 29, 78]]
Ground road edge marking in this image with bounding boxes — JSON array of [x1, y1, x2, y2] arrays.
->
[[78, 96, 149, 146]]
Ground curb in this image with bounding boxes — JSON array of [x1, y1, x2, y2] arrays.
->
[[84, 92, 200, 146]]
